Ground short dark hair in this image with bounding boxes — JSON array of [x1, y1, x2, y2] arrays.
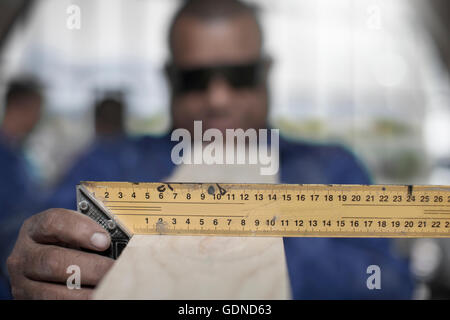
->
[[94, 96, 125, 136], [5, 78, 43, 109], [168, 0, 263, 54], [94, 97, 124, 122]]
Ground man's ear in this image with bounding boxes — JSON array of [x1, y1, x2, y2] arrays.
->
[[164, 61, 172, 81], [164, 61, 175, 94], [262, 56, 273, 81]]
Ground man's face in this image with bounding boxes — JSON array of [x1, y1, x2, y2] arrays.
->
[[5, 94, 42, 141], [169, 14, 269, 135]]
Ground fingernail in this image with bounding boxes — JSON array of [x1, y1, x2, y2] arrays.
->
[[90, 232, 110, 249]]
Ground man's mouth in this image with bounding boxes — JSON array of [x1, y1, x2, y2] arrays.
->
[[203, 115, 236, 131]]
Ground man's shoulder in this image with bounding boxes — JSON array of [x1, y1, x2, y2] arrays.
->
[[0, 140, 24, 176], [134, 133, 173, 148], [132, 133, 175, 162], [76, 135, 162, 161], [279, 135, 372, 184], [0, 139, 18, 161], [279, 134, 357, 161]]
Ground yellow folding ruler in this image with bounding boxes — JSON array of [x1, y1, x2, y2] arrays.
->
[[76, 181, 450, 258]]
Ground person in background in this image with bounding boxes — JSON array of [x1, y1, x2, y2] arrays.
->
[[0, 78, 43, 299], [94, 94, 125, 138], [43, 93, 137, 210], [6, 0, 414, 299]]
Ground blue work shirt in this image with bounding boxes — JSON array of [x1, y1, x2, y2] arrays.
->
[[0, 134, 40, 299], [6, 133, 415, 299]]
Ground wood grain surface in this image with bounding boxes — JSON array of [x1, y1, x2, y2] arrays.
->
[[94, 235, 290, 299]]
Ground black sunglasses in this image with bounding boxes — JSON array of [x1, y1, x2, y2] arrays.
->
[[167, 61, 265, 95]]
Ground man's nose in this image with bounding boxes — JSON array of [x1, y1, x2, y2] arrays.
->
[[206, 76, 233, 110]]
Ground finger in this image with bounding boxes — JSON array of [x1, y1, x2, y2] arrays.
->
[[24, 245, 114, 286], [14, 277, 94, 300], [27, 209, 111, 252]]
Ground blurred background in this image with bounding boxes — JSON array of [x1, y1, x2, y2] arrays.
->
[[0, 0, 449, 299]]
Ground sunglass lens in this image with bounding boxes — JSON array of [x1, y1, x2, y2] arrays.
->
[[224, 64, 261, 89], [178, 69, 211, 93], [172, 62, 262, 94]]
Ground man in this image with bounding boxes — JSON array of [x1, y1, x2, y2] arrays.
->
[[6, 0, 414, 299], [0, 78, 43, 299], [94, 95, 126, 138]]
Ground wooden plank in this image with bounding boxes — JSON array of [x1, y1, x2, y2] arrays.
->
[[94, 235, 290, 299]]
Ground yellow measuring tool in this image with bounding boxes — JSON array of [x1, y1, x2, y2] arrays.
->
[[76, 181, 450, 258]]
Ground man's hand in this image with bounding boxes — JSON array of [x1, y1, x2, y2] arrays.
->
[[7, 209, 114, 299]]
